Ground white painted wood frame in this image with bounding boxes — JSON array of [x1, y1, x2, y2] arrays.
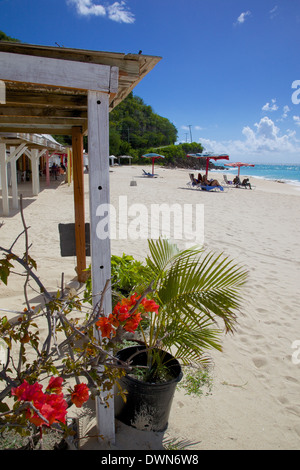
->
[[87, 90, 115, 444], [29, 149, 39, 196], [0, 52, 118, 93], [0, 143, 9, 216], [8, 143, 29, 209]]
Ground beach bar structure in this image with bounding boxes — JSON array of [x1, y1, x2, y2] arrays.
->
[[0, 41, 161, 444], [0, 132, 66, 213]]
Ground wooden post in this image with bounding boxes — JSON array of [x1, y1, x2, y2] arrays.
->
[[6, 143, 27, 210], [31, 148, 39, 196], [72, 126, 87, 283], [10, 157, 18, 209], [67, 148, 72, 186], [87, 90, 114, 444], [0, 143, 9, 216], [9, 147, 18, 210], [46, 151, 50, 186]]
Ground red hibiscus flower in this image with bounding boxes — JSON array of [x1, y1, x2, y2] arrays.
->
[[46, 377, 64, 394], [71, 383, 90, 408], [124, 312, 142, 333], [141, 298, 159, 314], [96, 316, 115, 338]]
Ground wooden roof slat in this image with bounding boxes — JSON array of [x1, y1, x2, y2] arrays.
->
[[0, 106, 87, 119], [5, 88, 87, 109]]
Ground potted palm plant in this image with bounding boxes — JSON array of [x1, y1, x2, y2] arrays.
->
[[96, 238, 248, 432]]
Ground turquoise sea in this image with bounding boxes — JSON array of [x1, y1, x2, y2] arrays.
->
[[219, 163, 300, 188]]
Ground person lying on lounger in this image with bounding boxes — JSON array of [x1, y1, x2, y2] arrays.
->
[[190, 173, 203, 185], [202, 175, 221, 186], [190, 174, 199, 185]]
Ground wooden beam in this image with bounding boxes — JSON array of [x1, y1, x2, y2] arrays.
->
[[0, 116, 87, 126], [5, 89, 88, 109], [0, 125, 80, 135], [87, 90, 114, 444], [6, 142, 27, 163], [72, 126, 87, 283], [0, 106, 88, 119], [0, 52, 118, 93]]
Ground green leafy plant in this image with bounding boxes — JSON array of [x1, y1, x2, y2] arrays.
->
[[84, 253, 152, 304], [110, 254, 152, 296], [179, 365, 213, 397]]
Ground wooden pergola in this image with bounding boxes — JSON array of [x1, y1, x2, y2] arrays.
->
[[0, 41, 161, 444]]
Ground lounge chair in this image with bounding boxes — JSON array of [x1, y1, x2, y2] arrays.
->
[[223, 175, 233, 185], [143, 169, 157, 177], [199, 184, 224, 192], [187, 173, 201, 188]]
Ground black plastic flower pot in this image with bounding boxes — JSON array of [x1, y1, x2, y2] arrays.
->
[[114, 345, 183, 432]]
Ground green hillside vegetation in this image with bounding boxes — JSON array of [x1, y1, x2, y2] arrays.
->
[[0, 30, 21, 42], [109, 92, 177, 157], [109, 93, 208, 169]]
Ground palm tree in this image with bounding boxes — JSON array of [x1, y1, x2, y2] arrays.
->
[[139, 238, 248, 365]]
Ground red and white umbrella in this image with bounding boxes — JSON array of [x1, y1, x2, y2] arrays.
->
[[187, 153, 229, 176], [224, 162, 255, 177], [141, 153, 165, 175]]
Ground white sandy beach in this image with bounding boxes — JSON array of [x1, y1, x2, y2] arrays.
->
[[1, 165, 300, 450]]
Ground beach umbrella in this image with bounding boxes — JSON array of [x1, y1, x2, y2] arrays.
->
[[224, 162, 255, 177], [109, 155, 117, 165], [118, 155, 133, 165], [187, 153, 229, 176], [141, 153, 165, 175]]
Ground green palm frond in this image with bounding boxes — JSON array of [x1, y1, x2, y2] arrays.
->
[[146, 237, 203, 281], [145, 238, 248, 364]]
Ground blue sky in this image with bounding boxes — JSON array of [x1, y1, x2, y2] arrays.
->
[[1, 0, 300, 163]]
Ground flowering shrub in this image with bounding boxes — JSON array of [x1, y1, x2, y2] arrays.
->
[[11, 378, 89, 428], [95, 294, 159, 340], [0, 206, 151, 448], [0, 213, 160, 448]]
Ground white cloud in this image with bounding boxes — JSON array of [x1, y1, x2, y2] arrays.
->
[[68, 0, 135, 23], [199, 117, 300, 162], [68, 0, 106, 16], [269, 6, 278, 19], [293, 116, 300, 127], [234, 10, 251, 25], [108, 2, 135, 23], [282, 105, 290, 119], [262, 99, 278, 112]]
